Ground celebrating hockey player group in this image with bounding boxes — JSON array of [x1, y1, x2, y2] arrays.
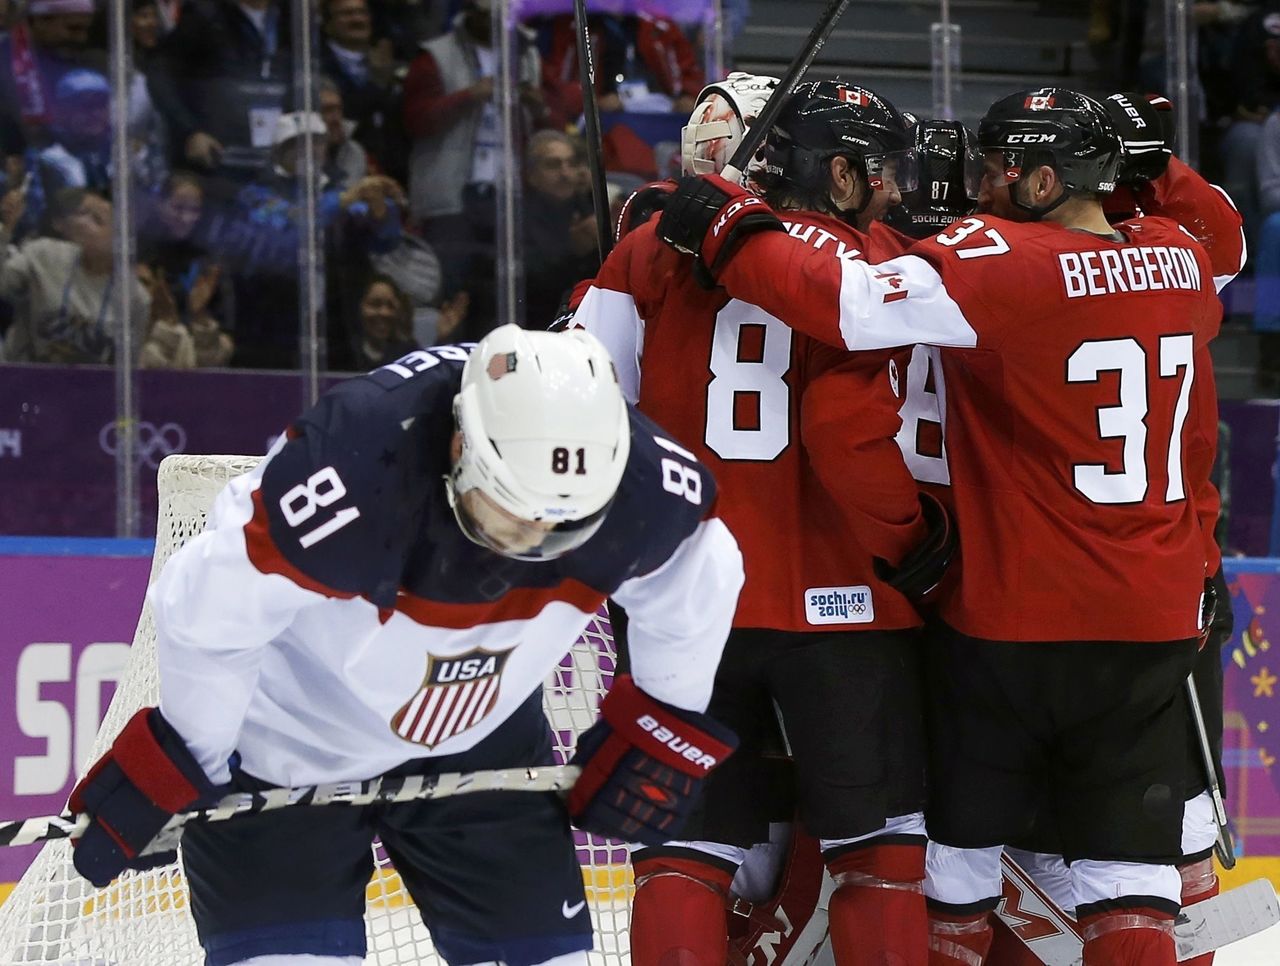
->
[[64, 51, 1246, 966]]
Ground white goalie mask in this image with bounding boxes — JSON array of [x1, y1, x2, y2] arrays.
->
[[681, 71, 780, 178], [447, 324, 631, 561]]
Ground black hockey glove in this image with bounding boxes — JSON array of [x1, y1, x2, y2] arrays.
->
[[568, 674, 737, 845], [656, 174, 784, 286], [70, 708, 219, 887], [1104, 92, 1175, 184], [874, 492, 957, 601], [1199, 572, 1221, 651]]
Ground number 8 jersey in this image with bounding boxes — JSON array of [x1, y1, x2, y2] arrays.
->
[[718, 211, 1226, 642], [574, 213, 931, 633]]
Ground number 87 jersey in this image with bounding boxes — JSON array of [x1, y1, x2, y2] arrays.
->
[[716, 210, 1225, 643], [574, 213, 932, 633]]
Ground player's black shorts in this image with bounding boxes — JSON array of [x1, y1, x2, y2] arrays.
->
[[182, 690, 591, 966], [676, 627, 926, 847], [923, 624, 1199, 865]]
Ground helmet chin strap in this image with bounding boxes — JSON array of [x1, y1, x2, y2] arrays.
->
[[828, 168, 874, 225]]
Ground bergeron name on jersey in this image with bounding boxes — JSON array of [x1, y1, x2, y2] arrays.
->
[[1057, 244, 1202, 299]]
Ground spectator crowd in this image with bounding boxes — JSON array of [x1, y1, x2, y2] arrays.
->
[[0, 0, 712, 370]]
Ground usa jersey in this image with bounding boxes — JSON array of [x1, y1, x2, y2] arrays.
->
[[719, 213, 1223, 642], [150, 344, 744, 787], [574, 212, 927, 633]]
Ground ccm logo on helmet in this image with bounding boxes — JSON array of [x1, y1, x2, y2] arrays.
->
[[713, 197, 764, 237], [1006, 133, 1057, 144], [637, 714, 719, 769]]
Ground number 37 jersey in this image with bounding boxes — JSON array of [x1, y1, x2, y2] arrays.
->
[[719, 213, 1224, 642], [575, 214, 929, 633]]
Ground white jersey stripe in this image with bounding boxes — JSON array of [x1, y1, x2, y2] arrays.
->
[[396, 689, 428, 738], [466, 676, 499, 728], [412, 686, 447, 744], [438, 681, 477, 743], [457, 676, 493, 731]]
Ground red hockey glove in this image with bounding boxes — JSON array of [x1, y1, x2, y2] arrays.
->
[[1104, 92, 1175, 184], [568, 674, 737, 845], [874, 492, 957, 601], [69, 708, 218, 887], [656, 174, 784, 285]]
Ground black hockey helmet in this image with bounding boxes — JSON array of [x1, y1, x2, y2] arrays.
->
[[978, 87, 1122, 216], [758, 80, 918, 214], [886, 119, 981, 239]]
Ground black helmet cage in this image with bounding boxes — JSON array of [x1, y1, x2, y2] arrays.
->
[[887, 120, 981, 239], [977, 88, 1123, 218], [759, 82, 918, 218]]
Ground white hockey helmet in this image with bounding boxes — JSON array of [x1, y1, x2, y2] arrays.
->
[[447, 324, 630, 560], [681, 71, 780, 177]]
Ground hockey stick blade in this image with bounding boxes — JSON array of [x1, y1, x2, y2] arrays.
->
[[1176, 877, 1280, 961], [0, 764, 583, 850], [999, 854, 1279, 964]]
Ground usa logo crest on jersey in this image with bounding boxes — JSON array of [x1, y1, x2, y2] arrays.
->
[[391, 647, 512, 748]]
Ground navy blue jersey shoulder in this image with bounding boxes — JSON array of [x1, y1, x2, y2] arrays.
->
[[255, 345, 470, 604], [565, 406, 720, 585]]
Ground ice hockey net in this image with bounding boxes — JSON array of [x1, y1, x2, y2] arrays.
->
[[0, 454, 632, 965]]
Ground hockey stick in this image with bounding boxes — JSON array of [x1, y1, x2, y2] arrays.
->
[[719, 0, 854, 184], [1185, 673, 1237, 869], [0, 765, 582, 850], [573, 0, 612, 259], [996, 853, 1280, 963]]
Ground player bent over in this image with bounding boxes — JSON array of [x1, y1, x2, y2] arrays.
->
[[66, 325, 745, 966], [658, 89, 1225, 965], [575, 81, 955, 966]]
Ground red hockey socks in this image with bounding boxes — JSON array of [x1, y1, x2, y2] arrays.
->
[[826, 842, 928, 966], [630, 853, 733, 966], [1079, 905, 1177, 965], [927, 908, 994, 966], [1179, 857, 1220, 966]]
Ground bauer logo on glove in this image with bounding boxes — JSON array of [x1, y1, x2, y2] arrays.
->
[[636, 714, 722, 769], [568, 674, 737, 845]]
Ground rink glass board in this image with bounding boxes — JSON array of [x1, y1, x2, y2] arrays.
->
[[2, 543, 1280, 894]]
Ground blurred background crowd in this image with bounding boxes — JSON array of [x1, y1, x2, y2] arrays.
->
[[0, 0, 1278, 387]]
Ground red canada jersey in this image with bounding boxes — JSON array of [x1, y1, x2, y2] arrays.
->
[[574, 212, 928, 633], [720, 213, 1224, 642], [1108, 157, 1245, 575]]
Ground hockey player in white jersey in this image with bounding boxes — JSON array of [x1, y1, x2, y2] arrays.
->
[[66, 324, 744, 966]]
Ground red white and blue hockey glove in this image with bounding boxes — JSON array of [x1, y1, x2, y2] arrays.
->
[[656, 174, 784, 285], [69, 708, 218, 887], [568, 674, 737, 845]]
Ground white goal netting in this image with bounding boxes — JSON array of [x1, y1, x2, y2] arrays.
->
[[0, 454, 632, 965]]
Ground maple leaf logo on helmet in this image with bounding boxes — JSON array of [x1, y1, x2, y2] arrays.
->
[[836, 86, 871, 107]]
